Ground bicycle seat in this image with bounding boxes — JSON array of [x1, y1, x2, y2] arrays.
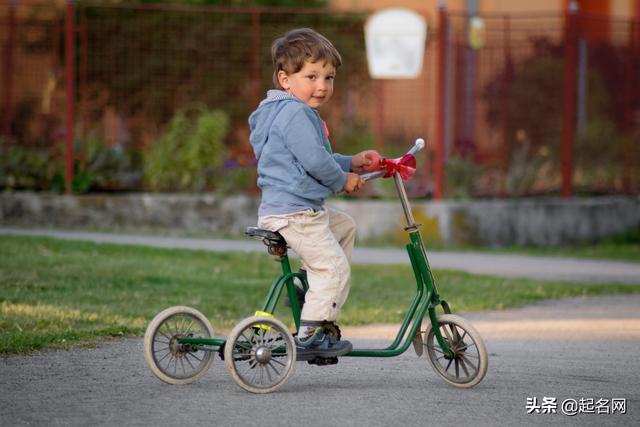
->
[[245, 227, 287, 247]]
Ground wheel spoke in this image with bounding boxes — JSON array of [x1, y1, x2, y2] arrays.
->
[[430, 344, 447, 356], [240, 331, 251, 343], [238, 358, 252, 377], [465, 341, 478, 351], [183, 319, 195, 335], [171, 318, 180, 335], [458, 356, 470, 378], [267, 361, 282, 377], [225, 317, 296, 392], [167, 354, 177, 373], [449, 324, 461, 342], [422, 316, 487, 387], [263, 328, 274, 347], [153, 342, 170, 352], [458, 352, 477, 372], [270, 357, 287, 367], [249, 366, 259, 384], [441, 325, 453, 343], [155, 349, 171, 363], [239, 357, 253, 374], [444, 358, 453, 373], [179, 356, 187, 375], [264, 364, 274, 383], [156, 333, 171, 343], [186, 356, 198, 371], [186, 351, 204, 363], [256, 328, 265, 344], [258, 364, 265, 385], [434, 354, 447, 362]]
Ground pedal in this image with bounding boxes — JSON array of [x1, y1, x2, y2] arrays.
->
[[307, 356, 339, 366]]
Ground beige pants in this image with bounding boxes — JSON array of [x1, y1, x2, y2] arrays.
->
[[258, 208, 356, 322]]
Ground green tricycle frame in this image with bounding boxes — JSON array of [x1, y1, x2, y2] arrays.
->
[[143, 139, 488, 394]]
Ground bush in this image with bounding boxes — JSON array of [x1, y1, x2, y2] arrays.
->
[[446, 155, 481, 199], [48, 136, 140, 193], [574, 118, 625, 192], [505, 132, 552, 196], [333, 121, 375, 155], [81, 135, 140, 190], [143, 106, 229, 191], [217, 165, 256, 194], [0, 144, 57, 190]]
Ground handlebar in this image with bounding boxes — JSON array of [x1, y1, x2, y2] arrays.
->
[[361, 138, 425, 182], [361, 170, 386, 182]]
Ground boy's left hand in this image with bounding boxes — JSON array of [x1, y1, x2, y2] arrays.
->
[[351, 150, 383, 173]]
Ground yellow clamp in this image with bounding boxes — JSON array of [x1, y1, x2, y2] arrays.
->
[[253, 311, 273, 331]]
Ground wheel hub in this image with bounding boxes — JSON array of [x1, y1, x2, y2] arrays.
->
[[168, 335, 181, 355], [169, 335, 191, 356], [255, 346, 272, 363]]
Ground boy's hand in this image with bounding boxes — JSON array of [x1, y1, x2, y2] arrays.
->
[[351, 150, 383, 173], [343, 172, 366, 193]]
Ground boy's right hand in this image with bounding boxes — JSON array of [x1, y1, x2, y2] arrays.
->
[[343, 173, 365, 194]]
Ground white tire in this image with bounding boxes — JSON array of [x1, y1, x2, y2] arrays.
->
[[225, 316, 296, 394], [423, 314, 488, 388], [144, 306, 215, 385]]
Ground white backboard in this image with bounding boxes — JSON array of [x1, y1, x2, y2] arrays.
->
[[365, 8, 427, 79]]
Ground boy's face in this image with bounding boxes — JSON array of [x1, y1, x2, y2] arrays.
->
[[278, 60, 336, 109]]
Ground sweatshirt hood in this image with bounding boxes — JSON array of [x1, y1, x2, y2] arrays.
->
[[248, 90, 302, 159]]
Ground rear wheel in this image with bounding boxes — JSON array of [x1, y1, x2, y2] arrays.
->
[[144, 306, 215, 385], [225, 316, 296, 394], [423, 314, 488, 388]]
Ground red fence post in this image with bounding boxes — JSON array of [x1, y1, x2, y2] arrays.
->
[[501, 14, 514, 189], [561, 2, 578, 198], [2, 0, 17, 143], [65, 0, 76, 193], [250, 10, 261, 109], [434, 1, 448, 200]]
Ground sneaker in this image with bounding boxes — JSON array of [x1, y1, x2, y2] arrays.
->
[[295, 325, 352, 360]]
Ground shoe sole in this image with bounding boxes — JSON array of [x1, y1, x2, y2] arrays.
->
[[295, 342, 353, 361]]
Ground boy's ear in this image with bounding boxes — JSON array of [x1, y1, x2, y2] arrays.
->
[[277, 70, 290, 90]]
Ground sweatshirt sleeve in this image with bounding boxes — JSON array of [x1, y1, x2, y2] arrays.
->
[[282, 107, 347, 193], [332, 153, 353, 172]]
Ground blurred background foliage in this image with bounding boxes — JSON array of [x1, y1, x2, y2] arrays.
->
[[143, 106, 228, 192], [2, 1, 637, 196]]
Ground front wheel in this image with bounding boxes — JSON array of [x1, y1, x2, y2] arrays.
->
[[224, 316, 296, 394], [423, 314, 488, 388], [144, 306, 215, 385]]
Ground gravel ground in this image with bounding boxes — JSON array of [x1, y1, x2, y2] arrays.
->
[[1, 295, 639, 427]]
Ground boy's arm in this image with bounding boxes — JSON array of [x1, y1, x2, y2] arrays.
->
[[283, 108, 347, 193], [332, 154, 353, 172]]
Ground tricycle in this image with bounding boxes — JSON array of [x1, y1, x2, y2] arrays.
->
[[143, 138, 488, 393]]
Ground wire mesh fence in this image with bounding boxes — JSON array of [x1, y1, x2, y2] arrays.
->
[[1, 1, 638, 197]]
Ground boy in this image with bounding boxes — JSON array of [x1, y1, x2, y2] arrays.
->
[[249, 28, 383, 359]]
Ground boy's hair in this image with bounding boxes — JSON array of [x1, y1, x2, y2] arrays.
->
[[271, 28, 342, 89]]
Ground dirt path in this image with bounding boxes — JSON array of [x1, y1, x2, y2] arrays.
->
[[344, 294, 640, 341]]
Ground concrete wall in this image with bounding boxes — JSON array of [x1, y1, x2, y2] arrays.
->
[[1, 192, 638, 246]]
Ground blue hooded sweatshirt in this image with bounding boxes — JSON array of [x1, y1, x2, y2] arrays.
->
[[249, 90, 352, 216]]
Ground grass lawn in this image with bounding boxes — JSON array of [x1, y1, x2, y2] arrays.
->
[[364, 230, 640, 262], [1, 235, 639, 353], [8, 224, 640, 261]]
